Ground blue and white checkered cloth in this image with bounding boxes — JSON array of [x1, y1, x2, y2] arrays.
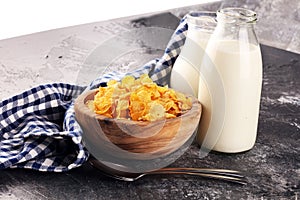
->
[[0, 17, 188, 172]]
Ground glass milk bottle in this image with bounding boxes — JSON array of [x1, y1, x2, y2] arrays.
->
[[197, 7, 263, 153], [170, 11, 216, 97]]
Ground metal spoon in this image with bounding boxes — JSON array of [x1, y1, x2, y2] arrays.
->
[[89, 158, 247, 185]]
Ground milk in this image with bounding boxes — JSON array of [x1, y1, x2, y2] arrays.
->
[[170, 30, 211, 96], [197, 40, 262, 153]]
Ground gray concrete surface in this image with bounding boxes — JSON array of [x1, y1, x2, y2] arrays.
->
[[0, 0, 299, 100], [0, 2, 299, 199], [171, 0, 300, 54]]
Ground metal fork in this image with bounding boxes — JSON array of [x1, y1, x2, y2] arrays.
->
[[89, 158, 247, 185]]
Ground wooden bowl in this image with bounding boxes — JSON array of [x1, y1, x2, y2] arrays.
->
[[74, 89, 202, 160]]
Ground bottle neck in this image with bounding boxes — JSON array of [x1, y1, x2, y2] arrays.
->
[[185, 11, 217, 42], [214, 8, 259, 46], [217, 7, 257, 26]]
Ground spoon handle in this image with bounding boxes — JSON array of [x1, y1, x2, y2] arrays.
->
[[89, 158, 247, 184], [147, 169, 247, 185]]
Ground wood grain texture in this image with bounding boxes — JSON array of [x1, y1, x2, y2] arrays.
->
[[74, 89, 202, 159]]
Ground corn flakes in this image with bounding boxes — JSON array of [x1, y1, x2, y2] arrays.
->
[[89, 74, 192, 121]]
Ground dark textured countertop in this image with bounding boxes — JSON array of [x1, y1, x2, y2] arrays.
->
[[0, 10, 299, 200]]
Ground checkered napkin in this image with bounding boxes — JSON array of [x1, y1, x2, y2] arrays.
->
[[0, 17, 188, 172]]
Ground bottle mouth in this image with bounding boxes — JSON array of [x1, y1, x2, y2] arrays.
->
[[186, 11, 217, 31], [217, 7, 257, 24]]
